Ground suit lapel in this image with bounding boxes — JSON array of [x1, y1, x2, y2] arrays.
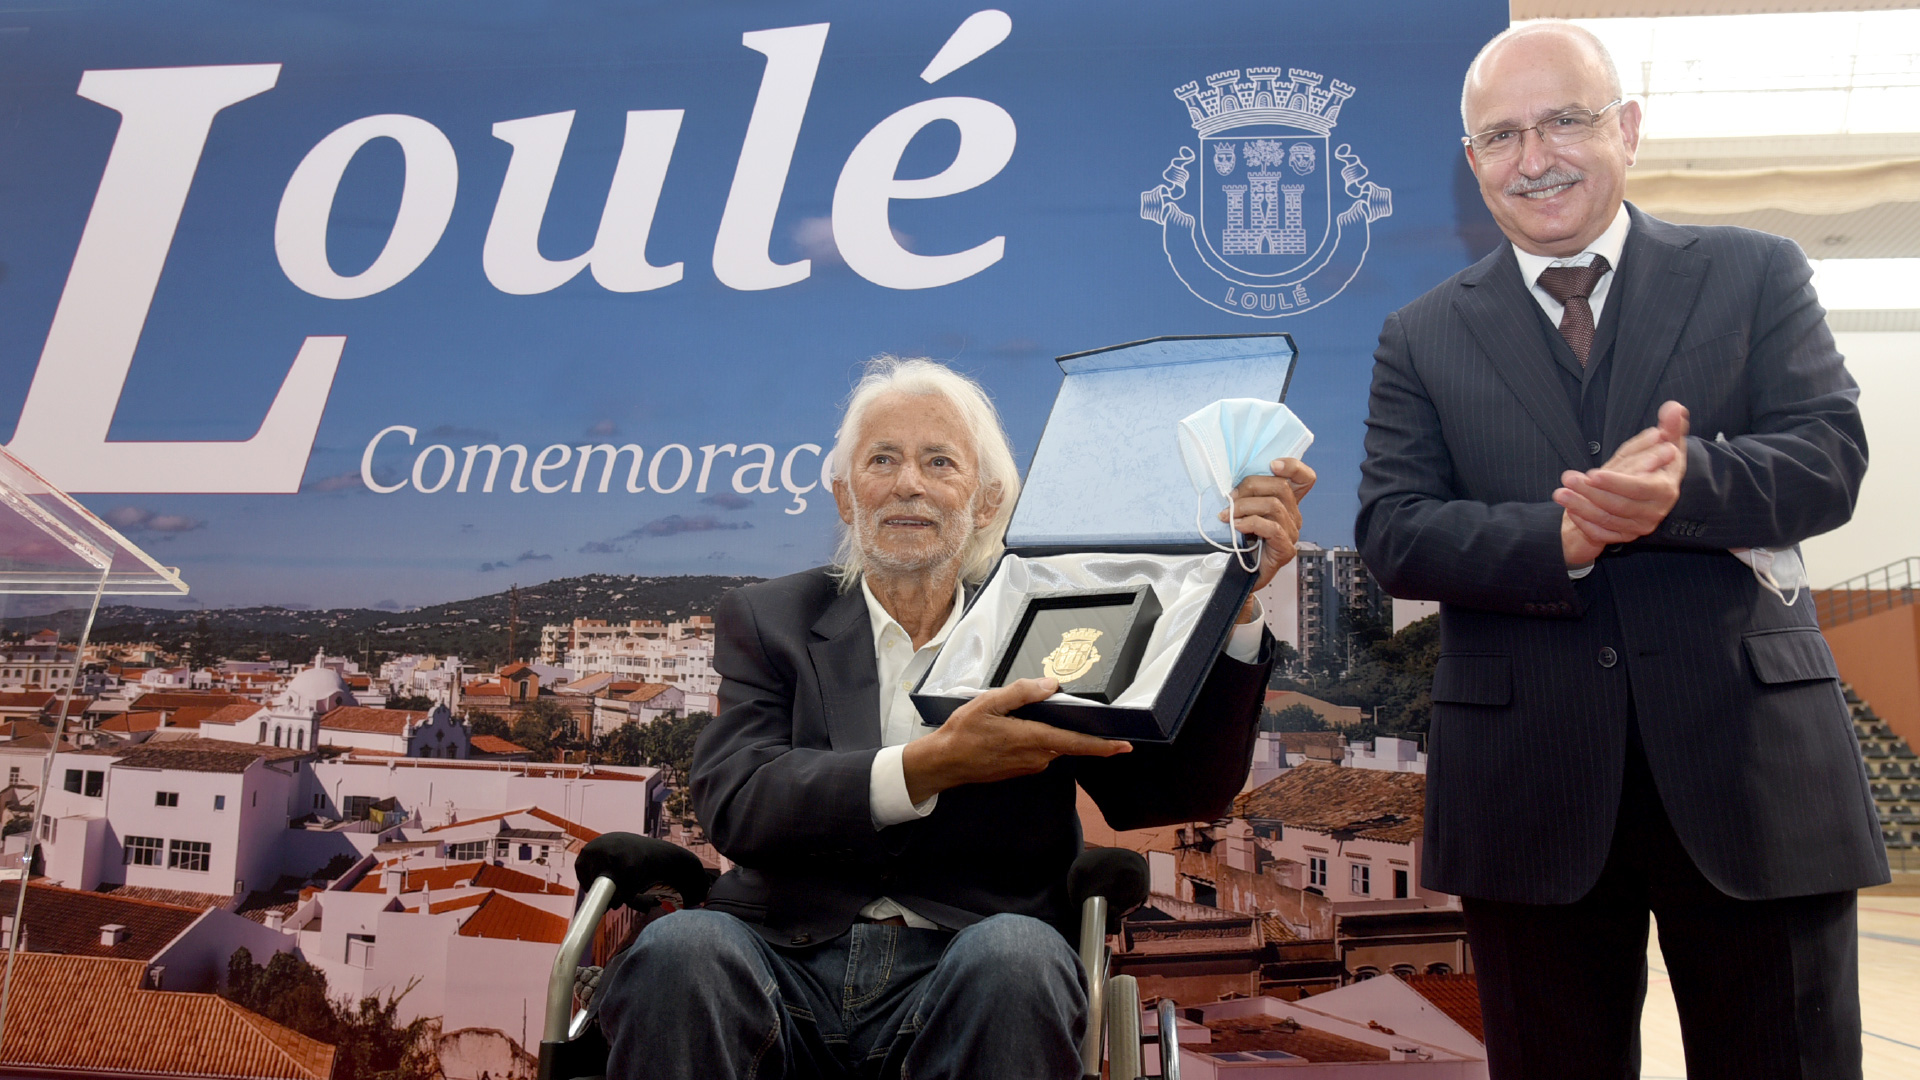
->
[[1603, 206, 1709, 452], [807, 584, 882, 752], [1453, 246, 1590, 472]]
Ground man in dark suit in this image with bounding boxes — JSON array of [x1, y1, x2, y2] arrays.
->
[[1355, 20, 1887, 1080], [597, 357, 1313, 1079]]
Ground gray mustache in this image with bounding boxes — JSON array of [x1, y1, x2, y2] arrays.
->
[[1505, 168, 1583, 196]]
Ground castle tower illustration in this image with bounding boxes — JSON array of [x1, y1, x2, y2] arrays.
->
[[1221, 140, 1310, 256]]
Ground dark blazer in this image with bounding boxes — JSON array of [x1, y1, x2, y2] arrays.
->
[[690, 566, 1273, 945], [1355, 205, 1887, 904]]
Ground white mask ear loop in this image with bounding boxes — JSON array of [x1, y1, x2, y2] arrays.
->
[[1759, 569, 1801, 607], [1195, 490, 1262, 574]]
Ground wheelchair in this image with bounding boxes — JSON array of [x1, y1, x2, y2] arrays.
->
[[538, 834, 1184, 1080]]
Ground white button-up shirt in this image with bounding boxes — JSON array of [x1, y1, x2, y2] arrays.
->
[[858, 577, 1266, 928], [1512, 203, 1631, 328]]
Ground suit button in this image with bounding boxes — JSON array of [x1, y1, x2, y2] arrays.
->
[[790, 934, 812, 946], [1598, 647, 1618, 668], [1588, 441, 1602, 456]]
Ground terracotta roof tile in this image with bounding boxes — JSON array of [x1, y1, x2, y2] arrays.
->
[[0, 733, 79, 752], [1404, 973, 1483, 1040], [158, 705, 222, 729], [0, 692, 57, 710], [463, 685, 509, 698], [199, 703, 267, 726], [0, 882, 202, 960], [349, 860, 571, 896], [129, 691, 253, 711], [112, 738, 307, 773], [620, 683, 676, 703], [408, 892, 491, 915], [529, 806, 602, 842], [94, 884, 238, 912], [470, 735, 530, 755], [321, 705, 426, 734], [1231, 762, 1425, 843], [456, 892, 568, 944], [424, 806, 600, 843], [0, 953, 334, 1080], [499, 663, 534, 677], [1201, 1015, 1389, 1063], [99, 710, 164, 733]]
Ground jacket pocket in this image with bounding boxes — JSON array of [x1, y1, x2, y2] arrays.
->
[[1431, 653, 1513, 706], [1742, 627, 1839, 685]]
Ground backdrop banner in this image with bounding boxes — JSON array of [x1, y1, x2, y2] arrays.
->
[[0, 0, 1506, 611]]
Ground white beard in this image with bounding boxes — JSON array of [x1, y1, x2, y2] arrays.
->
[[851, 488, 977, 578]]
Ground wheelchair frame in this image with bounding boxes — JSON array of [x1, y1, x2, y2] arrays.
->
[[537, 876, 1181, 1080]]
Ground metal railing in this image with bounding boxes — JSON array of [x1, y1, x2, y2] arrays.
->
[[1816, 556, 1920, 630]]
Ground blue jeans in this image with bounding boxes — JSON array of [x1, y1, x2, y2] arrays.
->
[[595, 909, 1087, 1079]]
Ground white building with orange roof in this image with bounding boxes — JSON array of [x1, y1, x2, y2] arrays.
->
[[0, 690, 59, 723], [590, 681, 685, 737], [287, 846, 580, 1039], [139, 666, 207, 690], [0, 954, 335, 1080], [193, 666, 355, 754], [39, 739, 310, 897], [378, 652, 466, 704], [308, 756, 655, 836], [1146, 973, 1487, 1077], [0, 879, 293, 992], [420, 806, 603, 872], [543, 615, 720, 713], [319, 704, 470, 759]]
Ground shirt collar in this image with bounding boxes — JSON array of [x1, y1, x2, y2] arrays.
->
[[860, 576, 967, 651], [1512, 203, 1631, 291]]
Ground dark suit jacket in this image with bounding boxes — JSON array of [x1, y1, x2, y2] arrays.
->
[[1355, 205, 1887, 904], [689, 565, 1273, 944]]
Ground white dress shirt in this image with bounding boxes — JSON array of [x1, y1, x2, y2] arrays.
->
[[1512, 204, 1631, 581], [859, 576, 1266, 927], [1512, 203, 1630, 330]]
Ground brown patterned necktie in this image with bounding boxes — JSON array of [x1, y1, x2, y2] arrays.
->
[[1536, 255, 1612, 366]]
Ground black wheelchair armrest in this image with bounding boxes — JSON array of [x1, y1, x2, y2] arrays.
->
[[1068, 847, 1149, 934], [574, 832, 712, 911]]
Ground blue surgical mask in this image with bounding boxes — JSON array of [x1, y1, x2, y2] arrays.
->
[[1176, 398, 1314, 570]]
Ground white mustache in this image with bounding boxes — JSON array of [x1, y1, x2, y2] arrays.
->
[[1506, 167, 1583, 196]]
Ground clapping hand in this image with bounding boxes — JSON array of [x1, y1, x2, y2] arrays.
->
[[1556, 401, 1689, 566]]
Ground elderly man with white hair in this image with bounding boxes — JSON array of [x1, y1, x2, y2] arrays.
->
[[596, 356, 1313, 1079]]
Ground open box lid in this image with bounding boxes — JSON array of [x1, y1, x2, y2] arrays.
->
[[0, 446, 189, 596], [1004, 333, 1298, 554]]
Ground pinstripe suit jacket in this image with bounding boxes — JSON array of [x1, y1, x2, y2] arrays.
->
[[1355, 205, 1888, 904]]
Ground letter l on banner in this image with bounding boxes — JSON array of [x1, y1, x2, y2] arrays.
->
[[8, 64, 343, 494]]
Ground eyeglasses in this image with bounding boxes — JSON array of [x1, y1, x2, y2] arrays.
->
[[1462, 99, 1625, 160]]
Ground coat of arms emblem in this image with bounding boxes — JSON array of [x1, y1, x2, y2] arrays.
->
[[1141, 68, 1393, 318], [1042, 627, 1104, 684]]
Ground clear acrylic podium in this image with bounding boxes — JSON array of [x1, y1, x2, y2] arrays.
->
[[0, 445, 187, 1040]]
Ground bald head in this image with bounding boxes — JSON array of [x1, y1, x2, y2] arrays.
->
[[1462, 20, 1622, 134], [1457, 19, 1641, 257]]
